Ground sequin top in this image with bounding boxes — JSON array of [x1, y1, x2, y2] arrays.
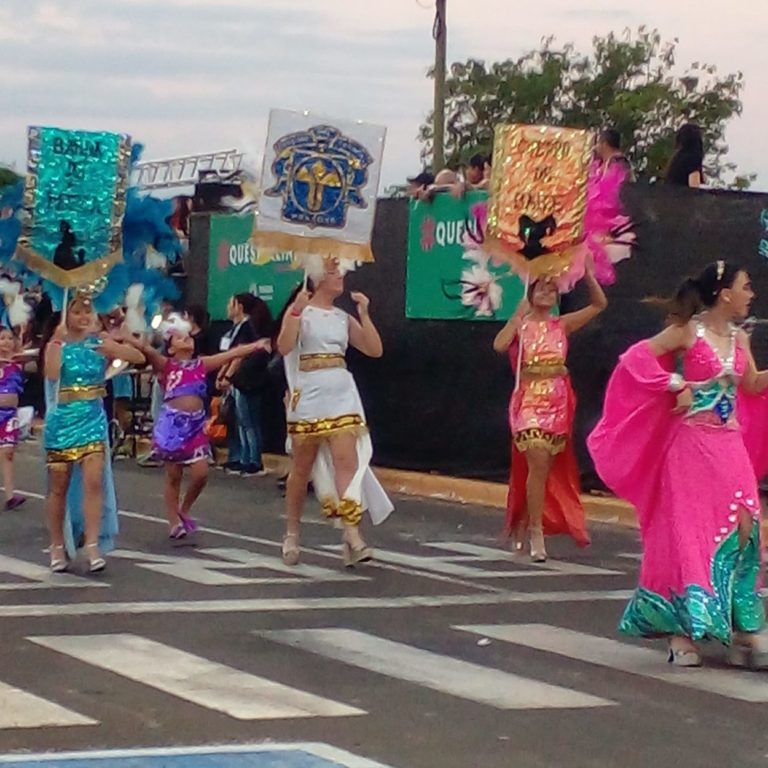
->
[[683, 322, 745, 426], [516, 317, 568, 373], [0, 362, 23, 396], [44, 336, 108, 452], [160, 358, 207, 401], [58, 336, 107, 389]]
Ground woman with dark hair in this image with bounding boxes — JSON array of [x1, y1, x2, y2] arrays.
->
[[185, 304, 211, 357], [665, 123, 704, 188], [217, 292, 272, 477], [589, 261, 768, 667], [493, 258, 607, 561]]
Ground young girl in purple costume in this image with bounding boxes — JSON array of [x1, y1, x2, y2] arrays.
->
[[0, 327, 25, 510], [127, 316, 269, 538]]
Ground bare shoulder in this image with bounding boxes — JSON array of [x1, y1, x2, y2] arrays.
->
[[650, 321, 695, 354]]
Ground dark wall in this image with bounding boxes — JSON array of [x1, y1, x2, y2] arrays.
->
[[193, 186, 768, 484]]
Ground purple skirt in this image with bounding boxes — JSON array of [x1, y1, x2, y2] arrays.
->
[[0, 407, 18, 448], [152, 406, 212, 465]]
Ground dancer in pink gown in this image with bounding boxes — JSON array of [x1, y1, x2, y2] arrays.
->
[[589, 261, 768, 668]]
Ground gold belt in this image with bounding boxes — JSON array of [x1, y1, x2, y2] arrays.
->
[[521, 364, 568, 378], [58, 385, 107, 404], [299, 353, 346, 372]]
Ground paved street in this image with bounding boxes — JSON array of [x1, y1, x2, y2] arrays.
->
[[1, 443, 767, 768]]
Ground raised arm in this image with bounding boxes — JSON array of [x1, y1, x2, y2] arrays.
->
[[43, 322, 67, 381], [493, 298, 529, 354], [276, 289, 312, 356], [561, 265, 608, 336], [113, 336, 160, 373], [348, 293, 383, 358], [202, 339, 270, 373]]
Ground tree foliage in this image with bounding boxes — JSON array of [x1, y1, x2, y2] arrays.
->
[[0, 167, 22, 190], [420, 28, 752, 188]]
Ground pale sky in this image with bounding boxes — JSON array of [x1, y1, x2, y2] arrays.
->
[[0, 0, 765, 190]]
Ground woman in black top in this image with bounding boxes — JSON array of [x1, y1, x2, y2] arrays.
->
[[217, 293, 272, 476], [665, 124, 704, 188]]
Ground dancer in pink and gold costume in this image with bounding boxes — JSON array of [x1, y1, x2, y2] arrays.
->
[[127, 315, 269, 539], [495, 258, 607, 561], [0, 327, 25, 510], [589, 261, 768, 668]]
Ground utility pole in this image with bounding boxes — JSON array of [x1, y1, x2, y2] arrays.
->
[[433, 0, 447, 172]]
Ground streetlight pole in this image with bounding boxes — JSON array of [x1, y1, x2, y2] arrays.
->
[[433, 0, 447, 172]]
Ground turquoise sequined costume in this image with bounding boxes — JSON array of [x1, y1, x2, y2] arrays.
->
[[44, 337, 109, 464], [43, 336, 118, 555]]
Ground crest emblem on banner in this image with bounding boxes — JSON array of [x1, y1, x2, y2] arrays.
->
[[254, 109, 386, 264], [16, 126, 131, 289], [265, 125, 373, 230]]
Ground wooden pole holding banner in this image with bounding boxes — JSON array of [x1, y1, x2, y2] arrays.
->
[[52, 287, 69, 409], [433, 0, 447, 172], [513, 274, 530, 393]]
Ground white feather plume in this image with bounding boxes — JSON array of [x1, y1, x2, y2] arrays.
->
[[159, 312, 192, 341], [301, 254, 357, 283], [125, 283, 146, 334], [0, 278, 31, 328]]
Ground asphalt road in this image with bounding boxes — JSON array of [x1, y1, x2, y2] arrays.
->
[[0, 443, 767, 768]]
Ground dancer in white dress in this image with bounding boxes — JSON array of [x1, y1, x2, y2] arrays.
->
[[276, 255, 393, 566]]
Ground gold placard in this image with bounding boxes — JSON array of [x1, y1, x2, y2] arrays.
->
[[486, 124, 594, 280]]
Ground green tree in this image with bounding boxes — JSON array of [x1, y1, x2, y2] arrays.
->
[[420, 27, 752, 188], [0, 166, 21, 190]]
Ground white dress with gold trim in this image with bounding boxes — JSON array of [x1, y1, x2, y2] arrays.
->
[[285, 305, 393, 525]]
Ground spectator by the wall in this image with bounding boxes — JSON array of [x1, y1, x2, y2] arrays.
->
[[665, 124, 704, 188]]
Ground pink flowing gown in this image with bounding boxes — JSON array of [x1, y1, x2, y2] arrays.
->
[[588, 322, 766, 642]]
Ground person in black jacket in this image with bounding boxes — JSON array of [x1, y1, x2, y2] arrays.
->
[[216, 293, 272, 477]]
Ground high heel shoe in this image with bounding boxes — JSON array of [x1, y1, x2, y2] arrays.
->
[[49, 544, 68, 573], [85, 543, 106, 574], [529, 527, 547, 563], [282, 533, 300, 566], [728, 632, 768, 670], [668, 640, 702, 667], [342, 540, 373, 568]]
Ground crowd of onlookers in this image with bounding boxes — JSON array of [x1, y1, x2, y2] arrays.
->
[[406, 122, 707, 199]]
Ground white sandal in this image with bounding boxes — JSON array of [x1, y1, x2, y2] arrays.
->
[[49, 544, 68, 573], [85, 543, 106, 574]]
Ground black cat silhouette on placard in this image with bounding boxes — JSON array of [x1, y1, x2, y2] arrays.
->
[[52, 220, 82, 270], [518, 214, 557, 259]]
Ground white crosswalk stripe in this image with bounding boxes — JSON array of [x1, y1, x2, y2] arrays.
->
[[0, 680, 96, 729], [258, 628, 615, 710], [0, 554, 109, 591], [457, 624, 768, 703], [29, 634, 365, 720]]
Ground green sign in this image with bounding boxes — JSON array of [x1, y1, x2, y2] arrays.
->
[[207, 214, 299, 320], [406, 191, 524, 321]]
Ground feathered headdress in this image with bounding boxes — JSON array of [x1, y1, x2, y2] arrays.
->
[[158, 312, 192, 341], [0, 277, 32, 328]]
